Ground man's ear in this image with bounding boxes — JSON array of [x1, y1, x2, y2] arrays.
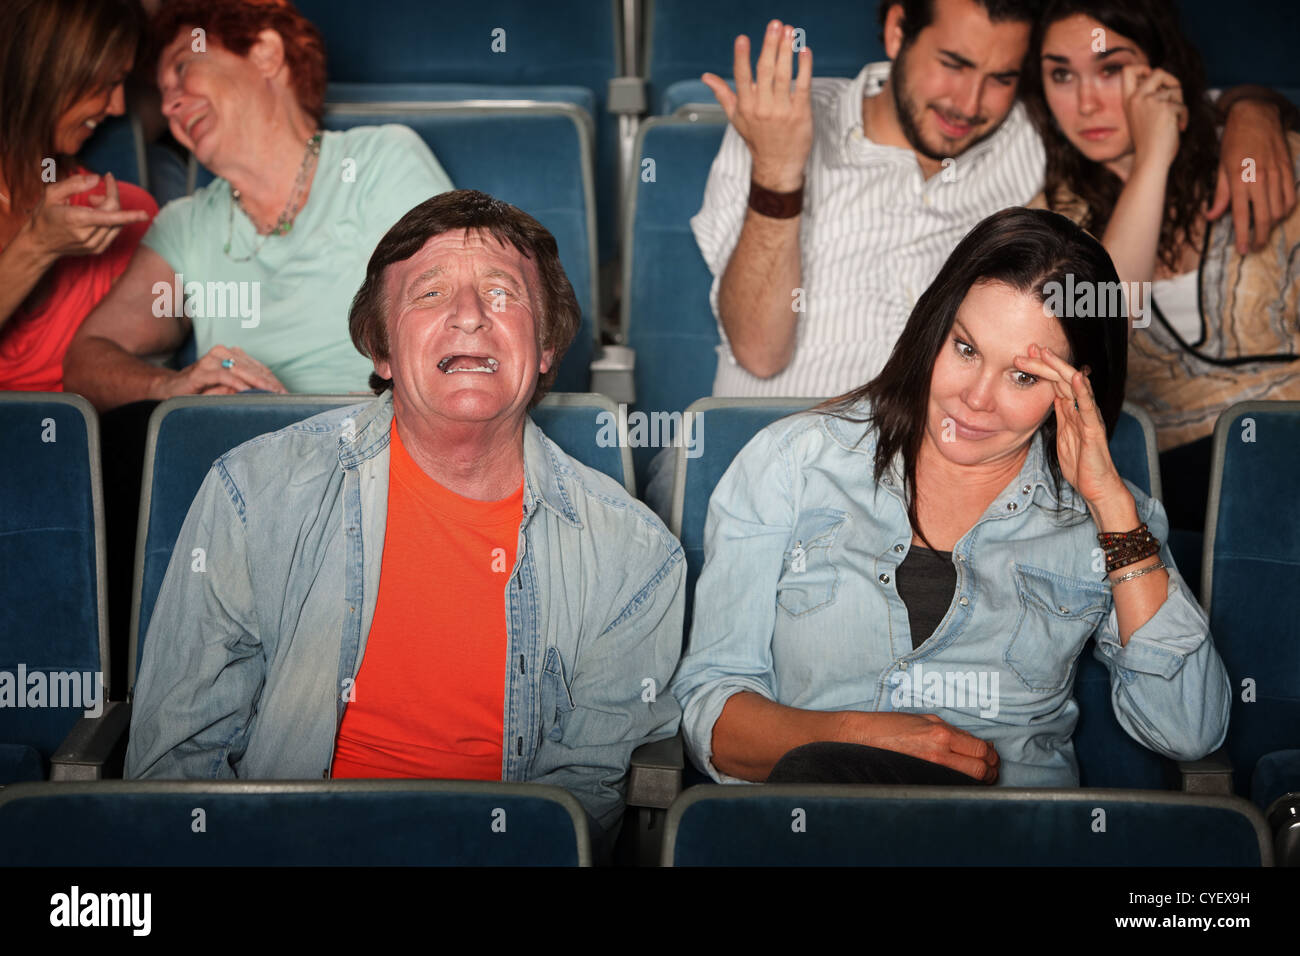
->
[[539, 347, 555, 375], [248, 29, 287, 79], [374, 354, 392, 380], [883, 3, 907, 61]]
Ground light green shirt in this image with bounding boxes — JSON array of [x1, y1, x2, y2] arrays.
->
[[143, 124, 452, 392]]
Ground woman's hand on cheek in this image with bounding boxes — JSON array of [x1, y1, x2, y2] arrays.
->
[[1014, 344, 1130, 510]]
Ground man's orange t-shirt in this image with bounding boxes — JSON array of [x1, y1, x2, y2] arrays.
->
[[331, 420, 523, 779]]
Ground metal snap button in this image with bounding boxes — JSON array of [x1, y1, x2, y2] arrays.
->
[[879, 573, 891, 585]]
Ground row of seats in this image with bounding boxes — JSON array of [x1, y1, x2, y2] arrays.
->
[[2, 392, 1296, 856], [82, 0, 1300, 258], [0, 779, 1281, 866]]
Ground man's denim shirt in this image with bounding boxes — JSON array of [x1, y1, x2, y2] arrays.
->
[[672, 405, 1230, 786], [126, 391, 685, 831]]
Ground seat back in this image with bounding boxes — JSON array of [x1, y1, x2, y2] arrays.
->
[[288, 0, 622, 260], [77, 112, 147, 187], [663, 785, 1271, 865], [130, 394, 632, 690], [643, 0, 882, 114], [0, 780, 590, 865], [622, 117, 727, 482], [1203, 402, 1300, 794], [0, 395, 107, 778]]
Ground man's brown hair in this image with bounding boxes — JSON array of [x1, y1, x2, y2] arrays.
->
[[349, 189, 581, 409]]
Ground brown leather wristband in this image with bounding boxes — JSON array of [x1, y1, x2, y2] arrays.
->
[[748, 179, 804, 219]]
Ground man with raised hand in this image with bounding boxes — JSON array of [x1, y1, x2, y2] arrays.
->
[[691, 0, 1294, 398]]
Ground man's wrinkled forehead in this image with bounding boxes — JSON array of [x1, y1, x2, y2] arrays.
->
[[385, 228, 538, 302]]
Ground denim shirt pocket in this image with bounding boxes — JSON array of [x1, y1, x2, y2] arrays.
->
[[1005, 564, 1110, 693], [776, 508, 848, 618], [540, 645, 576, 742]]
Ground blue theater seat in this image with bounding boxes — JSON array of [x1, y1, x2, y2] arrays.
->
[[0, 780, 591, 865], [1202, 402, 1300, 805], [1178, 0, 1300, 108], [129, 393, 632, 690], [643, 0, 883, 115], [670, 398, 1187, 790], [663, 785, 1272, 865], [621, 116, 727, 484], [0, 395, 125, 782], [292, 0, 624, 262], [76, 112, 147, 188]]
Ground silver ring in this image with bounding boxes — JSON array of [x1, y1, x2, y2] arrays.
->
[[221, 358, 235, 369]]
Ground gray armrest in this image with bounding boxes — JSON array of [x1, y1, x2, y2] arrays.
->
[[590, 345, 636, 406], [49, 701, 132, 781], [627, 732, 684, 810], [1179, 746, 1234, 794], [607, 76, 647, 115]]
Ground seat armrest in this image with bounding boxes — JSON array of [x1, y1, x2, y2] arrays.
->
[[590, 345, 636, 406], [608, 76, 647, 115], [49, 701, 132, 781], [627, 731, 684, 809], [1179, 746, 1234, 794]]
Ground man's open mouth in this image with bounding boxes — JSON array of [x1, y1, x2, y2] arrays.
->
[[437, 354, 500, 374]]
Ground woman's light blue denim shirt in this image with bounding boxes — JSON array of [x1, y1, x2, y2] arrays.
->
[[125, 391, 684, 831], [672, 403, 1230, 786]]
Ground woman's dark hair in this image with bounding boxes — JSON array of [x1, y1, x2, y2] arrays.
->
[[349, 189, 581, 409], [1022, 0, 1218, 272], [0, 0, 144, 209], [818, 207, 1128, 548]]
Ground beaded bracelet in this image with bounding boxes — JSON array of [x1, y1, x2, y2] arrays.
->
[[1097, 522, 1161, 573]]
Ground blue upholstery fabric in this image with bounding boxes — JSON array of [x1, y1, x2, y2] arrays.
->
[[1179, 0, 1297, 91], [1206, 405, 1300, 795], [133, 396, 629, 686], [76, 114, 142, 186], [666, 787, 1268, 865], [644, 0, 882, 114], [0, 744, 45, 785], [1252, 749, 1300, 812], [662, 79, 729, 115], [0, 782, 585, 865], [293, 0, 621, 261], [0, 397, 103, 766], [624, 119, 726, 484]]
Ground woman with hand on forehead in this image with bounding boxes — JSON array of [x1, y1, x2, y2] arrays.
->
[[1025, 0, 1300, 534], [0, 0, 156, 391], [672, 207, 1229, 788]]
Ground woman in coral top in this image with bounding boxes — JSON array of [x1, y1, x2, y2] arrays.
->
[[0, 0, 156, 392]]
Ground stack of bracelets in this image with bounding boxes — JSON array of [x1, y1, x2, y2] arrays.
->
[[1097, 522, 1165, 585]]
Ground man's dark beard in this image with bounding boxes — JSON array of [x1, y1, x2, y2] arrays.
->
[[889, 43, 1000, 161]]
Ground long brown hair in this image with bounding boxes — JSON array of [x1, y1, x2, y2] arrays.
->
[[817, 208, 1128, 549], [1023, 0, 1218, 272], [0, 0, 144, 210]]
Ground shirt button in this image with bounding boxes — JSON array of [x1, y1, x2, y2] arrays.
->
[[898, 660, 909, 670], [1007, 502, 1018, 511], [1058, 605, 1070, 614], [955, 553, 965, 562], [879, 573, 891, 585], [923, 194, 934, 207], [959, 596, 969, 606], [1022, 484, 1032, 494], [883, 476, 893, 485], [893, 544, 905, 553]]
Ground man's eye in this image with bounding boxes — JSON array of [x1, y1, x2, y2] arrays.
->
[[488, 287, 508, 297], [420, 289, 442, 298]]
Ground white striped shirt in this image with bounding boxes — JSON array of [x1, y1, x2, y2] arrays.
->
[[691, 62, 1047, 398]]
